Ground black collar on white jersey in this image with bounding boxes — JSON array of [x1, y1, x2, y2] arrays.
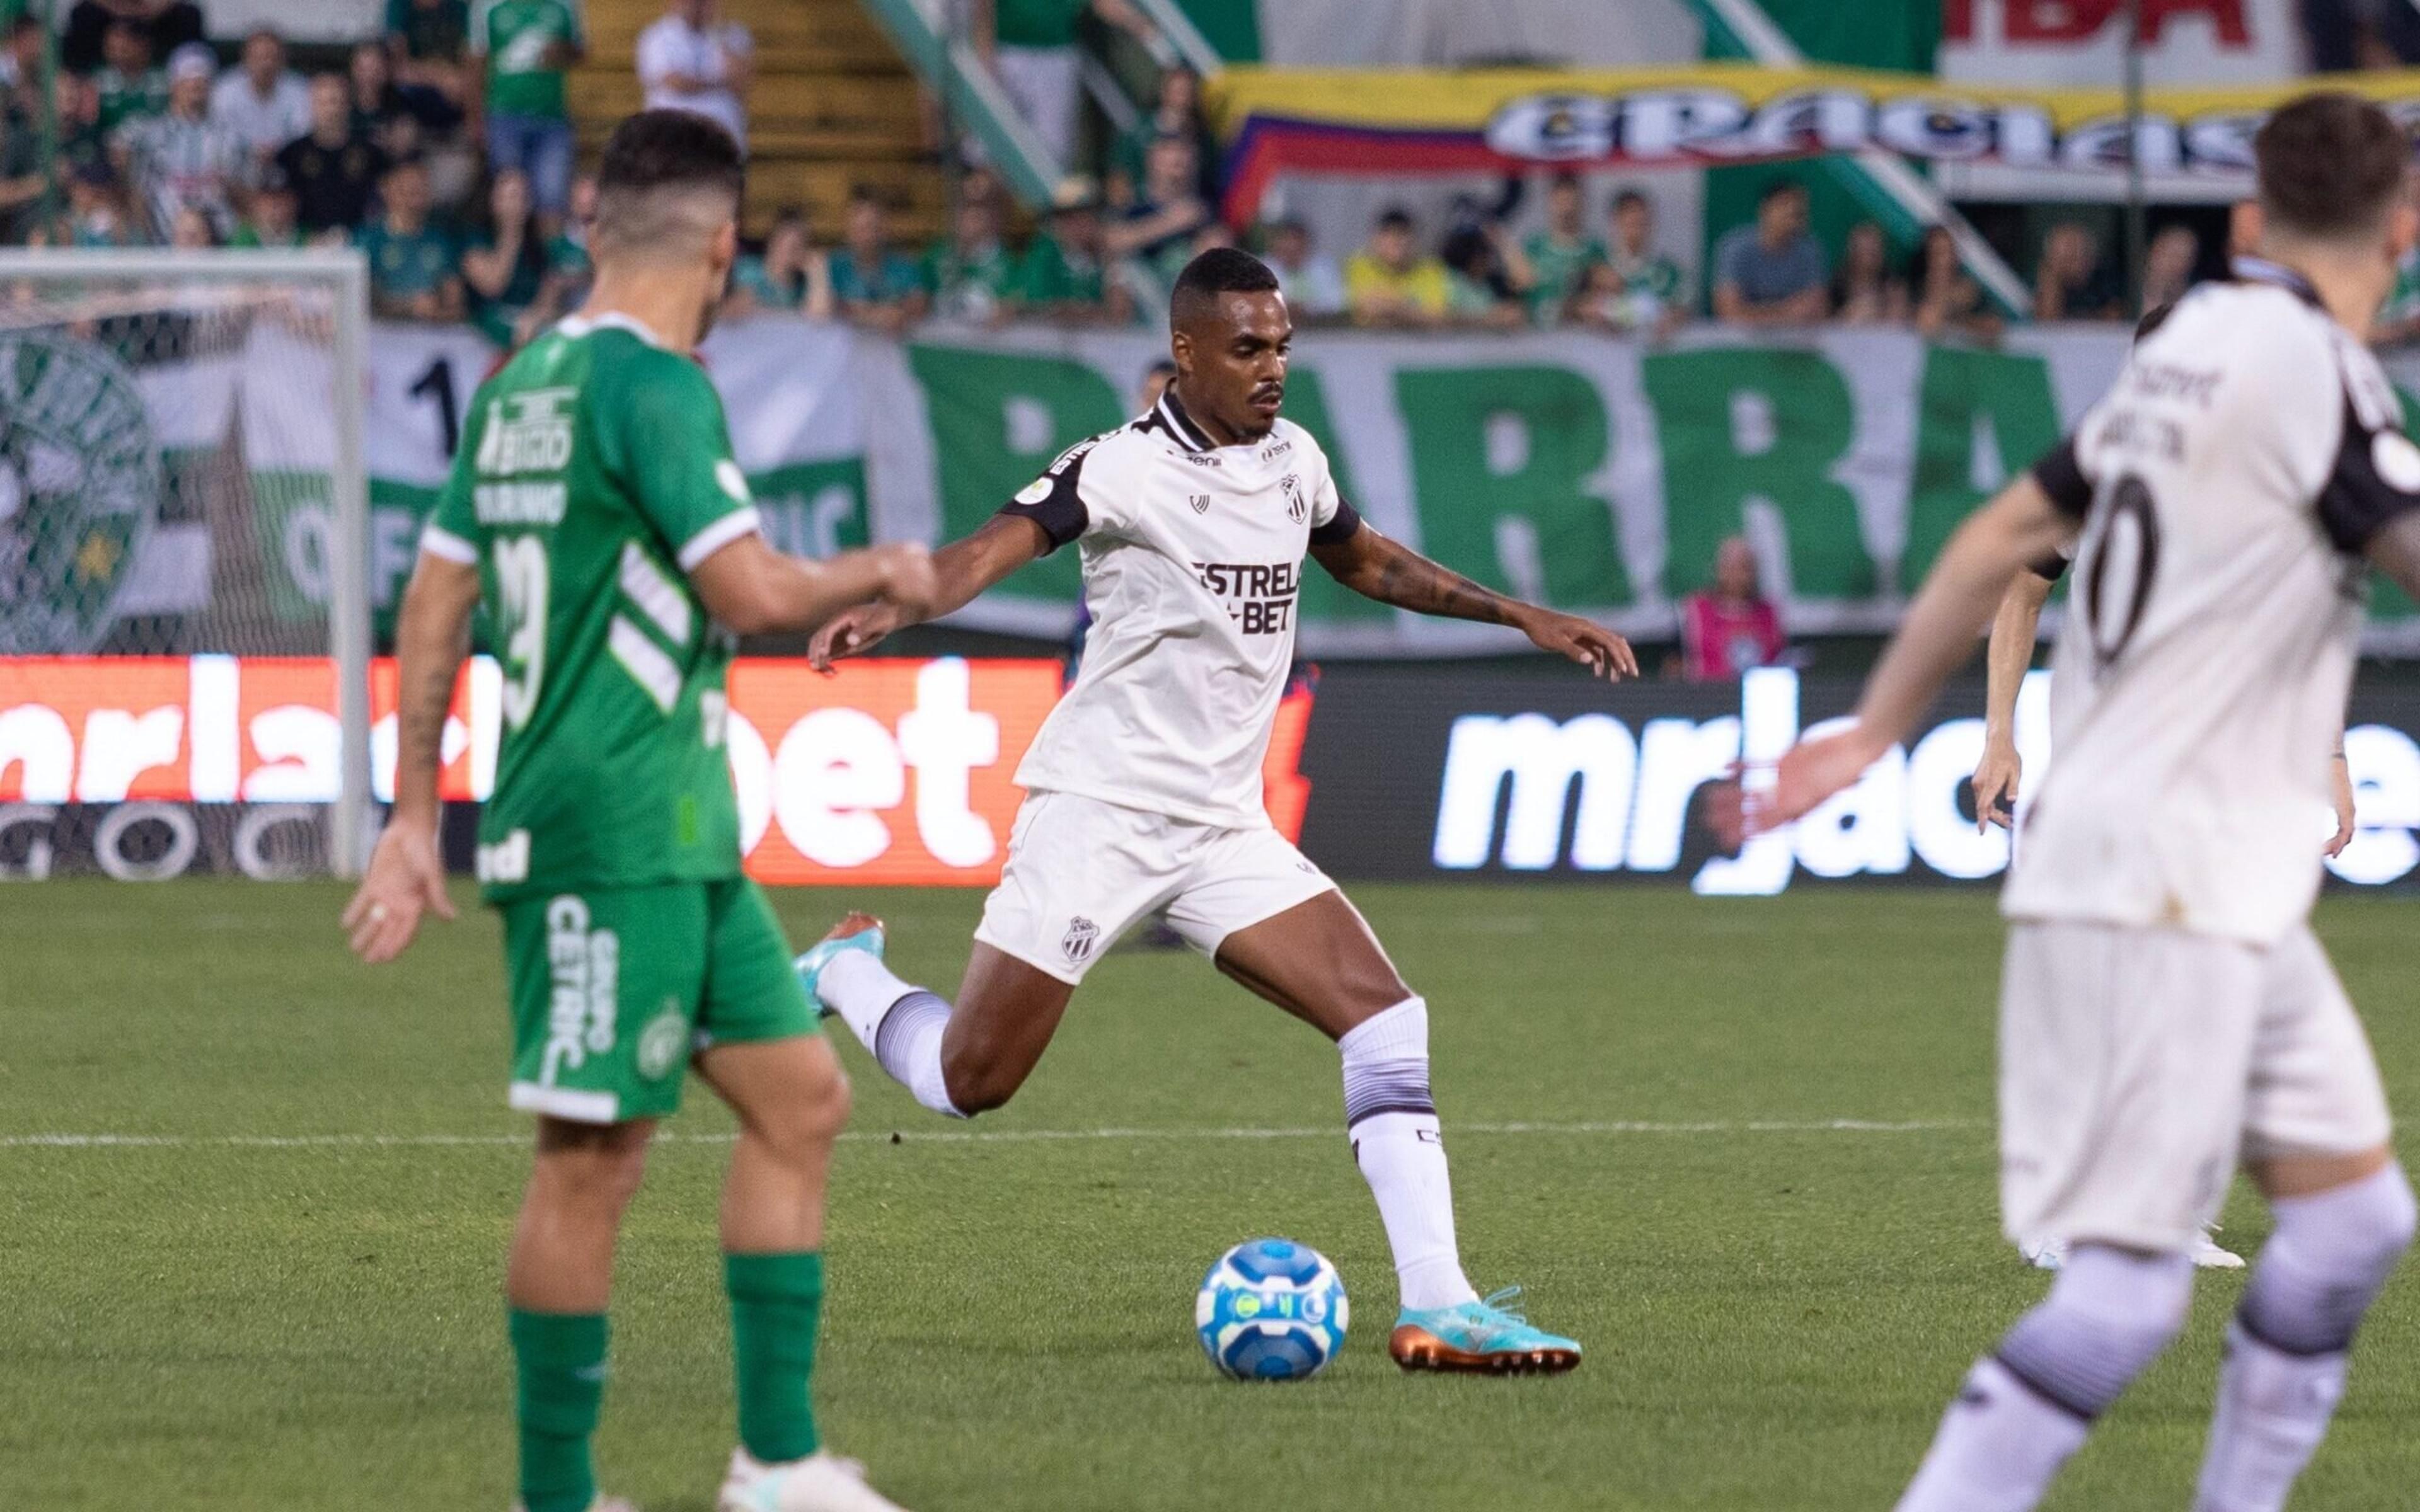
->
[[1154, 386, 1218, 453], [2229, 255, 2325, 310]]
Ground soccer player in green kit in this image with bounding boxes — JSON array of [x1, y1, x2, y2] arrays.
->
[[344, 112, 935, 1512]]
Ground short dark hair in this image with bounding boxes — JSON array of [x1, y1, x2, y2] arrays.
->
[[594, 110, 745, 259], [598, 109, 744, 205], [1376, 206, 1415, 232], [1548, 171, 1582, 194], [1758, 178, 1805, 206], [1613, 188, 1648, 213], [1170, 246, 1281, 328], [2255, 91, 2411, 239]]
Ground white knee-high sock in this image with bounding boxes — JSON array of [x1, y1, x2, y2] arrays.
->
[[2192, 1164, 2416, 1512], [1340, 999, 1477, 1312], [1897, 1245, 2194, 1512], [817, 950, 964, 1118]]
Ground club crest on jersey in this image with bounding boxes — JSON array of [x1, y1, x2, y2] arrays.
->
[[1189, 493, 1211, 515], [1061, 915, 1101, 965], [1280, 474, 1306, 524]]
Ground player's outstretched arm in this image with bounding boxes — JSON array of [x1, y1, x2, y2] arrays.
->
[[1310, 525, 1639, 680], [1751, 474, 2070, 835], [1973, 567, 2055, 833], [688, 532, 938, 639], [343, 553, 478, 963], [805, 516, 1049, 671]]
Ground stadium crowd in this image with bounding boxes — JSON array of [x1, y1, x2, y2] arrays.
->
[[8, 1, 2420, 350]]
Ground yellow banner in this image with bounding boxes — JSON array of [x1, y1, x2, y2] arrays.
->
[[1203, 63, 2420, 216]]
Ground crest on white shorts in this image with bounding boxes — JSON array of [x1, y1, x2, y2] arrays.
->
[[1062, 915, 1101, 965]]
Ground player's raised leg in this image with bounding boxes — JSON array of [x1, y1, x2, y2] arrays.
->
[[802, 920, 1079, 1118], [1204, 885, 1581, 1375], [507, 1117, 653, 1512]]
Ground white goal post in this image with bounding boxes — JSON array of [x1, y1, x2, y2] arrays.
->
[[0, 247, 375, 876]]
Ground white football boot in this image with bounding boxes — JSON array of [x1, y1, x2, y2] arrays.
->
[[2022, 1228, 2244, 1271], [2189, 1227, 2247, 1269], [717, 1448, 910, 1512]]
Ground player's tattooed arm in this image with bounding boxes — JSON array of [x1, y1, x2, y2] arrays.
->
[[343, 554, 477, 963], [808, 516, 1048, 672], [1311, 526, 1639, 680]]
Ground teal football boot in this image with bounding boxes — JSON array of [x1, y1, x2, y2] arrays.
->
[[793, 913, 886, 1017], [1390, 1286, 1581, 1375]]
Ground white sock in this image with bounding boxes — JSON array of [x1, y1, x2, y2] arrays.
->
[[1896, 1357, 2092, 1512], [817, 948, 913, 1051], [819, 951, 964, 1118], [1339, 999, 1477, 1312], [2192, 1164, 2416, 1512], [2191, 1324, 2344, 1512], [1898, 1246, 2193, 1512]]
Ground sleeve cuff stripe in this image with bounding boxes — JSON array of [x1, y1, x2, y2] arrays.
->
[[676, 507, 763, 571], [419, 525, 478, 564]]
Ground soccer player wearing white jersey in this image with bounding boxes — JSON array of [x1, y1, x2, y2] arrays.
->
[[799, 247, 1637, 1373], [1749, 94, 2419, 1512]]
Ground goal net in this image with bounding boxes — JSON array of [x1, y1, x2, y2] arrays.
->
[[0, 248, 372, 880]]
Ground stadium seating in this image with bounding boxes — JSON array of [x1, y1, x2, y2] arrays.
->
[[569, 0, 946, 243]]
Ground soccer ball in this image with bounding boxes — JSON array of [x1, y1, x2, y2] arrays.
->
[[1195, 1238, 1349, 1380]]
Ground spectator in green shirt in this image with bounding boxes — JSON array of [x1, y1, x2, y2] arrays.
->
[[388, 0, 471, 109], [828, 185, 927, 335], [1018, 196, 1129, 324], [357, 156, 463, 321], [1573, 188, 1685, 338], [727, 205, 832, 319], [229, 169, 308, 248], [0, 100, 45, 242], [1521, 173, 1605, 325], [924, 190, 1021, 324], [471, 0, 582, 224], [543, 170, 594, 302], [461, 166, 565, 346], [973, 0, 1156, 168], [1108, 65, 1215, 210], [93, 20, 166, 135]]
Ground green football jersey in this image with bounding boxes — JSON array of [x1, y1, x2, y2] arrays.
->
[[423, 312, 756, 902], [473, 0, 580, 119]]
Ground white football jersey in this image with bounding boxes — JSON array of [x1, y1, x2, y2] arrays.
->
[[1000, 388, 1358, 829], [2002, 260, 2420, 945]]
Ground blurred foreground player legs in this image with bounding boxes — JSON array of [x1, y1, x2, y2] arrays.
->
[[800, 248, 1640, 1374], [345, 110, 936, 1512], [1746, 93, 2419, 1512]]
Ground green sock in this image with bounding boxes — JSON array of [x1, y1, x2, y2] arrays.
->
[[725, 1251, 824, 1463], [509, 1308, 608, 1512]]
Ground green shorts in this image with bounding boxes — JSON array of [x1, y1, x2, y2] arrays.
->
[[499, 878, 816, 1125]]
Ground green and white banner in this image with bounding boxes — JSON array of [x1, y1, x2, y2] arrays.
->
[[222, 317, 2420, 654]]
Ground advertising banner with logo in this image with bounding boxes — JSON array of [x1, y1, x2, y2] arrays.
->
[[10, 656, 2420, 894], [1199, 59, 2420, 220], [46, 315, 2420, 663], [0, 655, 1312, 885], [1298, 665, 2420, 895]]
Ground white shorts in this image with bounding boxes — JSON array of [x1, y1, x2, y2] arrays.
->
[[2000, 920, 2394, 1254], [974, 791, 1338, 985]]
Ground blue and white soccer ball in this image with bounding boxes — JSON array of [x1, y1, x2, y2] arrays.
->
[[1195, 1238, 1349, 1381]]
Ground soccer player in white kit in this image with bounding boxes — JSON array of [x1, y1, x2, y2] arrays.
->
[[798, 247, 1637, 1373], [1750, 94, 2417, 1511]]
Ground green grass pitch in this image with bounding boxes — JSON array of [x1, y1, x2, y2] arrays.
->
[[4, 881, 2416, 1511]]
